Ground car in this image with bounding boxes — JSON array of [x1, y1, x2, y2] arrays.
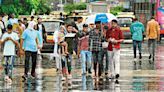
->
[[117, 12, 135, 39], [41, 19, 64, 53]]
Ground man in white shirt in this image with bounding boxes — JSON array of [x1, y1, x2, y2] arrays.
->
[[36, 17, 46, 42], [0, 24, 19, 84], [28, 16, 36, 29], [76, 17, 83, 32]]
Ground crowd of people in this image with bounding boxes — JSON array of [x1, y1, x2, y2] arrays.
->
[[0, 13, 46, 84], [0, 13, 160, 86]]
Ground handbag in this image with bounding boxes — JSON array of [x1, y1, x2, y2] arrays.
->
[[102, 41, 109, 48]]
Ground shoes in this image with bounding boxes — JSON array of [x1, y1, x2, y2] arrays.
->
[[31, 73, 36, 78], [4, 76, 12, 84], [115, 80, 119, 84], [109, 75, 114, 79], [115, 80, 120, 87], [139, 53, 142, 59], [61, 76, 66, 81], [153, 57, 155, 61], [134, 58, 137, 61], [67, 74, 72, 79], [31, 74, 35, 79], [22, 75, 28, 80], [88, 69, 92, 74], [115, 74, 120, 79], [149, 55, 152, 59]]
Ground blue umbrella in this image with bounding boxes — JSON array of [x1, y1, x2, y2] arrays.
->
[[95, 13, 109, 23], [85, 13, 117, 24]]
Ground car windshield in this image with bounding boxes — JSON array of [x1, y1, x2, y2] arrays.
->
[[43, 21, 60, 32], [118, 17, 132, 27]]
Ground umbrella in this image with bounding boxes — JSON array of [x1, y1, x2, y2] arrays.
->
[[85, 13, 117, 24]]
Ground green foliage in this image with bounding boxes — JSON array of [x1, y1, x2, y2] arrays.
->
[[110, 6, 124, 15], [64, 3, 87, 13], [0, 0, 51, 16]]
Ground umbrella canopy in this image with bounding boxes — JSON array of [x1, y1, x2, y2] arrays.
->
[[85, 13, 117, 24]]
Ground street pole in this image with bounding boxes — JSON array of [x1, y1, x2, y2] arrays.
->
[[65, 0, 67, 4], [59, 0, 63, 11]]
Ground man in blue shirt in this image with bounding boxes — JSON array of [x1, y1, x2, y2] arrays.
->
[[130, 18, 145, 60], [20, 26, 42, 80]]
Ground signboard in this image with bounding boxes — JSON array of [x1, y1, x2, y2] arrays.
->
[[157, 7, 164, 30]]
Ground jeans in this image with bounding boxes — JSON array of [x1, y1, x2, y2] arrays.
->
[[66, 54, 72, 74], [133, 40, 142, 58], [80, 50, 92, 74], [24, 51, 37, 76], [148, 39, 156, 57], [4, 56, 15, 78], [101, 49, 109, 73], [108, 49, 120, 76], [92, 51, 102, 77]]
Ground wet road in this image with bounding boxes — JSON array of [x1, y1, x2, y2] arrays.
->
[[0, 42, 164, 92]]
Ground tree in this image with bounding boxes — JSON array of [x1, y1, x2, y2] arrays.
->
[[64, 3, 86, 14], [0, 0, 51, 16], [110, 6, 124, 15]]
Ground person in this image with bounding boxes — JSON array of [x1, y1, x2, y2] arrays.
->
[[146, 16, 160, 61], [2, 13, 8, 28], [58, 26, 68, 55], [89, 23, 95, 32], [20, 23, 42, 80], [34, 24, 43, 59], [0, 24, 19, 84], [130, 18, 145, 61], [65, 24, 78, 78], [0, 15, 6, 33], [17, 20, 25, 37], [23, 18, 28, 28], [59, 12, 64, 21], [101, 25, 109, 76], [36, 17, 46, 42], [8, 13, 18, 25], [28, 16, 36, 29], [76, 17, 83, 32], [89, 21, 103, 78], [78, 24, 92, 75], [106, 19, 124, 81]]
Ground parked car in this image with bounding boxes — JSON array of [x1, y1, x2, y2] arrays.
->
[[41, 19, 64, 53], [117, 12, 135, 39]]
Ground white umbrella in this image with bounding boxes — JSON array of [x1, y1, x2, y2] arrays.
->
[[85, 13, 117, 24]]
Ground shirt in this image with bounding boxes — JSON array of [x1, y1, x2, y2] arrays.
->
[[22, 28, 38, 52], [146, 19, 160, 39], [78, 32, 89, 51], [36, 30, 43, 47], [58, 31, 65, 42], [130, 21, 145, 41], [106, 26, 123, 51], [28, 21, 36, 29], [8, 18, 18, 25], [76, 22, 83, 31], [65, 32, 76, 54], [89, 29, 102, 52], [1, 32, 19, 56]]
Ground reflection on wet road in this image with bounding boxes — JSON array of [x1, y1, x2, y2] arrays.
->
[[0, 43, 164, 92]]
